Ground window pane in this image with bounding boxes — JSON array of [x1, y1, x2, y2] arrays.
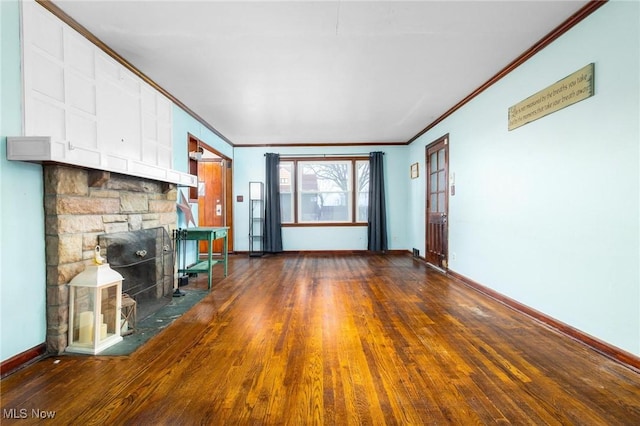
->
[[300, 193, 321, 221], [300, 164, 319, 191], [280, 193, 293, 223], [299, 191, 351, 222], [438, 170, 446, 191], [430, 153, 437, 173], [438, 149, 445, 170], [357, 191, 368, 222], [279, 161, 294, 223], [356, 160, 369, 222], [438, 192, 445, 213], [430, 173, 437, 192], [301, 163, 349, 191], [298, 161, 352, 223]]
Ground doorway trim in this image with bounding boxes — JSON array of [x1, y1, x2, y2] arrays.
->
[[187, 133, 234, 252]]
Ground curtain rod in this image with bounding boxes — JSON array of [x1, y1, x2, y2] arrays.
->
[[265, 153, 383, 158]]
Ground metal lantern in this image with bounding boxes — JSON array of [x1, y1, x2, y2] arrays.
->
[[67, 259, 124, 354]]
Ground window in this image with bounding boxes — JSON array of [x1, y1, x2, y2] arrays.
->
[[279, 158, 369, 225], [356, 161, 369, 222], [279, 161, 294, 223]]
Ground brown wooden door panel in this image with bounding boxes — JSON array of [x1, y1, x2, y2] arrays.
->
[[426, 136, 449, 269], [198, 160, 225, 254]]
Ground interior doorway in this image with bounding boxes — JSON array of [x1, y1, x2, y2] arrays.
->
[[188, 134, 234, 253], [425, 135, 449, 270]]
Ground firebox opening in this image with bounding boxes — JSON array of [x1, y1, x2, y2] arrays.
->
[[99, 227, 174, 321]]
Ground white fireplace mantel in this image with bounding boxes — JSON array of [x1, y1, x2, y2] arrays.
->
[[7, 136, 196, 187]]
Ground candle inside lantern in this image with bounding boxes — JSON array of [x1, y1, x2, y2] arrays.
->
[[100, 323, 108, 340], [78, 311, 94, 344]]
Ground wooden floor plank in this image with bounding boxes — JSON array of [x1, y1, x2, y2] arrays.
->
[[2, 253, 639, 425]]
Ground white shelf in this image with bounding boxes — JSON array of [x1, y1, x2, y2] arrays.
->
[[7, 136, 197, 187]]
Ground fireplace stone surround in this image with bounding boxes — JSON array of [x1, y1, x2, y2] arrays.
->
[[44, 164, 178, 354]]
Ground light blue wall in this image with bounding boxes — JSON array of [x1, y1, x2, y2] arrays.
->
[[172, 106, 233, 173], [1, 0, 47, 362], [408, 0, 639, 355], [233, 145, 408, 252]]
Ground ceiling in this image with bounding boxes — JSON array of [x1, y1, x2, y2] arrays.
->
[[51, 0, 591, 146]]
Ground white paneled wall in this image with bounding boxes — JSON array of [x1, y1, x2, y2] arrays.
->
[[18, 1, 192, 186]]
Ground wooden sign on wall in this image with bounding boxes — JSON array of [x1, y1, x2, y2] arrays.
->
[[508, 63, 594, 131]]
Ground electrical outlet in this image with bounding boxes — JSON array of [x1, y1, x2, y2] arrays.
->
[[451, 252, 457, 261]]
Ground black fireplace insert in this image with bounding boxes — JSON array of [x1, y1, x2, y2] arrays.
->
[[98, 227, 174, 308]]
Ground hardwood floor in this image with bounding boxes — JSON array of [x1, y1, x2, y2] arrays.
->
[[2, 253, 639, 424]]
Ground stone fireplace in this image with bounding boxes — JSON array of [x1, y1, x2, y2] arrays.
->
[[44, 164, 178, 354]]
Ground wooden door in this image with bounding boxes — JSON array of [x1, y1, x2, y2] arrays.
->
[[198, 160, 226, 254], [426, 136, 449, 269]]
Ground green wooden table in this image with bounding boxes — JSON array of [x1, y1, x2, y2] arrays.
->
[[176, 227, 228, 289]]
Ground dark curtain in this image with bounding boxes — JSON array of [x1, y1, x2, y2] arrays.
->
[[367, 151, 388, 252], [264, 153, 283, 253]]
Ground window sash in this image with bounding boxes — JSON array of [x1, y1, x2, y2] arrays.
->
[[356, 160, 369, 223], [298, 161, 352, 223], [279, 161, 294, 224], [278, 158, 369, 225]]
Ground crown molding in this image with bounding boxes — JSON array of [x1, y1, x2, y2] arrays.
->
[[407, 0, 608, 144]]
